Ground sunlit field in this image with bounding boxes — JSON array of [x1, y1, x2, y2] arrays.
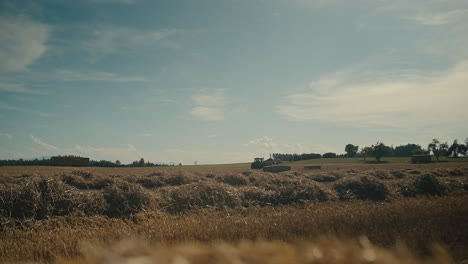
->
[[0, 161, 467, 263]]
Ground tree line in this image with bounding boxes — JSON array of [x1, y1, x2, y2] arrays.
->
[[272, 138, 468, 162], [0, 157, 175, 167]]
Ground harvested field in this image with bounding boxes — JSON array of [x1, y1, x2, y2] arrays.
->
[[0, 164, 467, 263]]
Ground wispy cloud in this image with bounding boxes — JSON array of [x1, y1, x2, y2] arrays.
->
[[277, 61, 468, 131], [71, 144, 143, 161], [0, 15, 49, 72], [81, 26, 182, 60], [87, 0, 137, 4], [191, 90, 225, 121], [139, 133, 152, 137], [0, 133, 13, 139], [31, 134, 60, 152], [0, 102, 53, 117], [208, 134, 217, 138], [0, 83, 46, 94], [29, 134, 144, 161], [408, 9, 468, 25], [56, 69, 149, 82]]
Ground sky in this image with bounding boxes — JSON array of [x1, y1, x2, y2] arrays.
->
[[0, 0, 467, 165]]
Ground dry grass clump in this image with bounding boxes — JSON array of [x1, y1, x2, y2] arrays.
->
[[0, 175, 107, 219], [216, 173, 249, 186], [308, 172, 343, 182], [61, 170, 113, 189], [390, 170, 407, 179], [334, 176, 389, 201], [274, 180, 336, 204], [103, 180, 153, 217], [400, 174, 448, 197], [239, 186, 276, 207], [368, 169, 393, 180], [70, 237, 451, 264], [160, 182, 242, 212], [135, 171, 196, 188]]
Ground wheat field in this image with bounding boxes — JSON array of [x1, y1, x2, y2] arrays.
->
[[0, 163, 467, 263]]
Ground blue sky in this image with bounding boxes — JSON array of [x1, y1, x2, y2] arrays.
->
[[0, 0, 467, 164]]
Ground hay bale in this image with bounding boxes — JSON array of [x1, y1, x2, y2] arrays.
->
[[304, 165, 322, 170], [263, 166, 291, 173]]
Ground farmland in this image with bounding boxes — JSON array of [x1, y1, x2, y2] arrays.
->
[[0, 161, 467, 263]]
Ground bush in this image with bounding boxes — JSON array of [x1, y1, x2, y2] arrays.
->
[[334, 176, 389, 201]]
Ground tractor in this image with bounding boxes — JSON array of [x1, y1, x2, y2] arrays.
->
[[250, 157, 275, 169]]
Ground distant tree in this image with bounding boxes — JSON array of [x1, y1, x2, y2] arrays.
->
[[448, 139, 467, 158], [371, 142, 390, 162], [360, 146, 373, 161], [394, 144, 423, 157], [115, 160, 121, 166], [345, 144, 359, 158], [139, 158, 145, 167], [322, 152, 337, 158], [428, 139, 449, 161]]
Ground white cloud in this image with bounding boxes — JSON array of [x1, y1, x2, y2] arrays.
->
[[31, 135, 60, 152], [191, 91, 225, 121], [0, 133, 13, 139], [191, 107, 224, 121], [208, 134, 217, 138], [55, 69, 148, 83], [247, 136, 321, 154], [408, 9, 468, 25], [0, 16, 49, 72], [192, 94, 224, 106], [278, 61, 468, 132]]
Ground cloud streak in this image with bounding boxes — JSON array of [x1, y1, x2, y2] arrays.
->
[[56, 69, 149, 83], [0, 102, 53, 117], [31, 135, 60, 152], [0, 83, 46, 94], [81, 26, 182, 60]]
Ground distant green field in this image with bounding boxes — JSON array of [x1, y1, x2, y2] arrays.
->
[[181, 156, 468, 168], [281, 156, 468, 165]]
